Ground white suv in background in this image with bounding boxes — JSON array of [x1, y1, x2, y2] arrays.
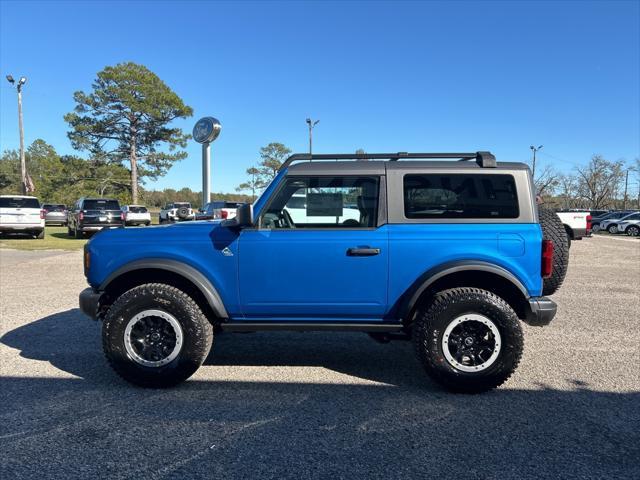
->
[[0, 195, 45, 239], [159, 202, 195, 223], [122, 205, 152, 226], [196, 201, 239, 220]]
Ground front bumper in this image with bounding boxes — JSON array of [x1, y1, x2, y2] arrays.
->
[[526, 297, 557, 326], [79, 287, 101, 320]]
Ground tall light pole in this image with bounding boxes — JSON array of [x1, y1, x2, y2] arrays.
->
[[306, 118, 319, 155], [530, 144, 543, 179], [6, 75, 28, 194]]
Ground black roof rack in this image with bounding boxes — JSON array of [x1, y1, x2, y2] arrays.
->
[[279, 151, 497, 171]]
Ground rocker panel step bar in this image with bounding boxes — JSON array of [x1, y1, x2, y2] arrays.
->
[[220, 322, 404, 333]]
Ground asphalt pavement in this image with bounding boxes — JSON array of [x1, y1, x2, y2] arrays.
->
[[1, 236, 639, 479]]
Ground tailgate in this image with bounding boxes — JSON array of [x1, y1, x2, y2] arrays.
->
[[0, 208, 42, 225], [83, 209, 122, 224]]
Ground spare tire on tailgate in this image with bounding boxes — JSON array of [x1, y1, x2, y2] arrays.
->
[[177, 206, 190, 219], [539, 208, 569, 295]]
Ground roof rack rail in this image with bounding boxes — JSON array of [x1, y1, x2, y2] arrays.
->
[[279, 151, 496, 171]]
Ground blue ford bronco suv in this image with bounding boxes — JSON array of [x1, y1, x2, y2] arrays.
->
[[80, 151, 569, 393]]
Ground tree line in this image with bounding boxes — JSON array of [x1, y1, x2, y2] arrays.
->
[[0, 139, 251, 208], [534, 155, 640, 210]]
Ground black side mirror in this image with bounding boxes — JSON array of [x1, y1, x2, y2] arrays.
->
[[229, 203, 253, 228]]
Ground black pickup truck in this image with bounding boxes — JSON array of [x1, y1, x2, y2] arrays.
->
[[67, 197, 124, 238]]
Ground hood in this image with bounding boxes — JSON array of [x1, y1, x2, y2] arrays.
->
[[89, 220, 224, 246]]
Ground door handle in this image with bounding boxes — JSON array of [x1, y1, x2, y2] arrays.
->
[[347, 247, 380, 256]]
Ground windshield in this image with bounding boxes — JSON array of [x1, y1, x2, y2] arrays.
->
[[83, 199, 120, 210], [0, 197, 40, 209]]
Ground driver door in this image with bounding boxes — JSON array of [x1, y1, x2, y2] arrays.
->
[[238, 175, 388, 321]]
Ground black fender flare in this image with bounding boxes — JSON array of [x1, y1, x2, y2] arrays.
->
[[100, 259, 228, 319], [388, 260, 529, 321]]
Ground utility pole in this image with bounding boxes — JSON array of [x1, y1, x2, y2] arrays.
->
[[6, 75, 28, 194], [529, 144, 543, 180], [306, 118, 319, 155], [623, 168, 629, 210]]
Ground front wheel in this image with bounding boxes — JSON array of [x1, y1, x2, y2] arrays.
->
[[627, 225, 640, 237], [102, 283, 213, 388], [413, 287, 524, 393]]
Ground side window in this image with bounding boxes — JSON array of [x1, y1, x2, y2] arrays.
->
[[403, 174, 519, 219], [260, 176, 380, 229]]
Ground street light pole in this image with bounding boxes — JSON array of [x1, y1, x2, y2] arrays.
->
[[6, 75, 28, 194], [306, 118, 319, 156], [530, 144, 543, 179]]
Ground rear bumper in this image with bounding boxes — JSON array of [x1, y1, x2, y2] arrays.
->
[[79, 288, 101, 320], [80, 224, 123, 231], [525, 297, 557, 326], [0, 224, 43, 231], [572, 227, 587, 240]]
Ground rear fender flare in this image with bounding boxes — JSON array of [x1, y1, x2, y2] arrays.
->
[[390, 260, 529, 321]]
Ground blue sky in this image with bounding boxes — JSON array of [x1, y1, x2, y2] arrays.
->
[[1, 0, 639, 193]]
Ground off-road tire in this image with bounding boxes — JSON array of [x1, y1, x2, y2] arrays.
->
[[36, 229, 45, 239], [539, 208, 569, 295], [413, 287, 524, 394], [102, 283, 213, 388]]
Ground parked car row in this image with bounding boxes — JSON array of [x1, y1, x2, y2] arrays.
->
[[591, 210, 640, 235]]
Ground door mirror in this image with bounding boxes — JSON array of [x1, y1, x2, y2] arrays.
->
[[232, 203, 253, 228]]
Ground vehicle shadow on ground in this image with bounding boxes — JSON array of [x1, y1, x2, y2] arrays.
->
[[1, 309, 639, 479], [0, 308, 430, 389]]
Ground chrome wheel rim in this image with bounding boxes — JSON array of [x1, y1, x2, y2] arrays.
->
[[442, 314, 501, 373], [124, 309, 183, 367]]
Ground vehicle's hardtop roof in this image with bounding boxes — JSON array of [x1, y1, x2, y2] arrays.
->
[[82, 197, 119, 201], [287, 160, 529, 176]]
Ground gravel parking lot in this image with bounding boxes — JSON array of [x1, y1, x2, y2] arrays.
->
[[1, 236, 639, 479]]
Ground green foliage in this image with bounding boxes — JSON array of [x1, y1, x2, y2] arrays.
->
[[258, 142, 291, 181], [236, 142, 291, 195], [64, 62, 193, 202], [235, 166, 265, 200], [0, 140, 132, 205]]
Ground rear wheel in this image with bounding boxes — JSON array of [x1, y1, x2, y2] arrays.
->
[[102, 283, 213, 388], [413, 287, 523, 393], [35, 229, 45, 239], [627, 225, 640, 237], [538, 208, 569, 295], [607, 224, 617, 234]]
